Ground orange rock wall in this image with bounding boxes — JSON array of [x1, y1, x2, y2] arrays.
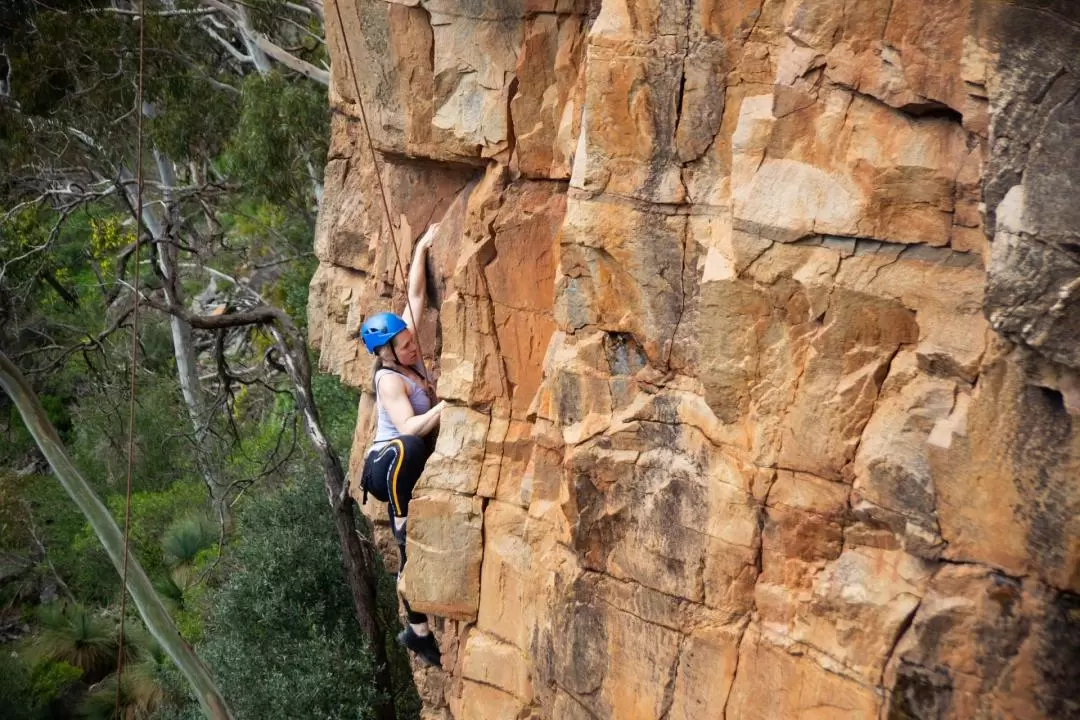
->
[[308, 1, 1080, 718]]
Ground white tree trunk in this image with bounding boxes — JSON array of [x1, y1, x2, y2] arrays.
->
[[307, 159, 324, 208], [121, 159, 228, 516], [234, 5, 273, 74], [150, 153, 208, 427], [198, 0, 330, 85]]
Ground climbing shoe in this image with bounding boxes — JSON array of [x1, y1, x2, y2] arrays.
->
[[397, 626, 441, 668]]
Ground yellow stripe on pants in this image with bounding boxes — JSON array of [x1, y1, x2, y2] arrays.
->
[[389, 438, 406, 517]]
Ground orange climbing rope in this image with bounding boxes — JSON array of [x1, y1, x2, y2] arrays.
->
[[329, 0, 432, 372], [115, 1, 147, 709]]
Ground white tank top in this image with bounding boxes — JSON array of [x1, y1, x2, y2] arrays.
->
[[372, 366, 433, 444]]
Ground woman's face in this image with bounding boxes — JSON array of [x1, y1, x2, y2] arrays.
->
[[386, 329, 420, 366]]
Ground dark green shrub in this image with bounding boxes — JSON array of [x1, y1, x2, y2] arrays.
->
[[64, 481, 209, 603], [30, 659, 83, 715], [0, 651, 42, 720], [0, 653, 80, 720], [163, 478, 383, 719]]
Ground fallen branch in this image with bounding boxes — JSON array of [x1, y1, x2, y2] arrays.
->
[[0, 351, 233, 720]]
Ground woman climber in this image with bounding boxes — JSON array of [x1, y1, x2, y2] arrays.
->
[[358, 223, 445, 668]]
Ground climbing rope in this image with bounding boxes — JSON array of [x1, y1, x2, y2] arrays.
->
[[329, 0, 431, 373], [115, 1, 147, 709]]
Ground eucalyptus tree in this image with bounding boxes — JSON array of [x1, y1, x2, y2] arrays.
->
[[1, 4, 400, 718], [1, 0, 328, 512]]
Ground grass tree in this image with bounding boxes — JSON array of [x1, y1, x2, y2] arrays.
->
[[162, 514, 218, 588], [30, 604, 120, 683], [80, 625, 171, 720]]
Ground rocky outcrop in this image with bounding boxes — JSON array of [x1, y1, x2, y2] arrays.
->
[[308, 1, 1080, 718]]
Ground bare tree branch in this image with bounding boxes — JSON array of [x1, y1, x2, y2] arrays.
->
[[197, 0, 329, 85], [27, 302, 134, 376], [78, 7, 221, 18], [144, 295, 285, 329], [37, 269, 78, 307], [200, 23, 254, 65], [253, 34, 329, 85]]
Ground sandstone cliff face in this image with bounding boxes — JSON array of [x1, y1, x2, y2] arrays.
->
[[308, 1, 1080, 718]]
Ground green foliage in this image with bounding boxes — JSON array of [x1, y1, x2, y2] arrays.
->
[[29, 659, 84, 707], [67, 480, 209, 602], [223, 71, 329, 207], [0, 205, 51, 294], [171, 578, 210, 645], [282, 256, 318, 323], [3, 3, 228, 170], [0, 654, 81, 720], [0, 651, 43, 720], [87, 215, 134, 277], [69, 377, 197, 495], [311, 370, 360, 458], [0, 404, 35, 467], [2, 473, 116, 604], [28, 603, 119, 682], [147, 69, 242, 164], [164, 478, 382, 719]]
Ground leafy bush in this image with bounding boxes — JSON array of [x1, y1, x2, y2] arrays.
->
[[67, 480, 209, 603], [162, 514, 218, 569], [224, 72, 329, 208], [28, 604, 119, 683], [162, 478, 383, 719], [8, 474, 116, 604], [0, 651, 42, 720], [29, 658, 83, 711], [272, 253, 318, 328], [68, 376, 196, 496], [0, 653, 81, 720]]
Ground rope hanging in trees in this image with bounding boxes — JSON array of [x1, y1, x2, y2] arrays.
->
[[329, 0, 432, 375], [115, 0, 147, 709]]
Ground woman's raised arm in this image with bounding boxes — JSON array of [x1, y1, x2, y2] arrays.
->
[[404, 223, 438, 330]]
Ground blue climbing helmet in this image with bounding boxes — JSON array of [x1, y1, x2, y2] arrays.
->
[[360, 312, 407, 354]]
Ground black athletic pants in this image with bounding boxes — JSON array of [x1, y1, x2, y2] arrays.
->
[[361, 435, 432, 625]]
